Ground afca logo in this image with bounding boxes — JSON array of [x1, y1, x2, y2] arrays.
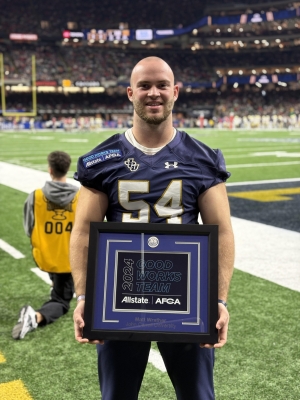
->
[[155, 298, 181, 305]]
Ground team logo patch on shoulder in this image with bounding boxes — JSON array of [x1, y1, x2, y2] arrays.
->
[[124, 158, 139, 172], [83, 149, 123, 168]]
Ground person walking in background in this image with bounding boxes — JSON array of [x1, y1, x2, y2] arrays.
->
[[12, 151, 79, 340], [70, 57, 235, 400]]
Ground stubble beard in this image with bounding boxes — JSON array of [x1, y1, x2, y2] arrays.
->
[[133, 98, 174, 125]]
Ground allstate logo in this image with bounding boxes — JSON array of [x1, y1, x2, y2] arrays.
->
[[148, 236, 159, 248]]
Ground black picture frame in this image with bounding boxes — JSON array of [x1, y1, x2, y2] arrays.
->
[[83, 222, 219, 344]]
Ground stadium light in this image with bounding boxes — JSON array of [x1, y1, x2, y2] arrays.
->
[[11, 85, 31, 92], [262, 69, 267, 74], [233, 82, 239, 88], [252, 69, 256, 74], [239, 70, 243, 75], [276, 39, 281, 43], [286, 68, 291, 72], [254, 40, 260, 44], [37, 87, 56, 92], [228, 70, 233, 75]]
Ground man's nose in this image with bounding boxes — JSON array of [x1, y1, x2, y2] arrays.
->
[[147, 86, 160, 96]]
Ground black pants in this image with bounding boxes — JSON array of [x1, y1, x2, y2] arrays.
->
[[97, 341, 215, 400], [37, 273, 74, 325]]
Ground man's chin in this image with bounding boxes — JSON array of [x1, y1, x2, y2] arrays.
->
[[141, 112, 169, 125], [144, 117, 165, 125]]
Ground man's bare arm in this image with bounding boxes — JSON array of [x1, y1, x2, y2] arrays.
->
[[70, 186, 108, 296], [198, 182, 235, 300], [198, 183, 235, 348], [70, 186, 108, 343]]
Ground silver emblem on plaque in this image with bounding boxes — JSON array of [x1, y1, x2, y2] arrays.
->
[[148, 236, 159, 248]]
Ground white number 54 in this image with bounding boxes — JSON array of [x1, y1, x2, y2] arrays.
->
[[118, 180, 183, 223]]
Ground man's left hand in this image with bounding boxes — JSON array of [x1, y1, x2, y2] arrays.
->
[[200, 303, 229, 349]]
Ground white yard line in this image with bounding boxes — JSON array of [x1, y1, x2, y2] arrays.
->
[[0, 239, 25, 259], [231, 217, 300, 292], [0, 161, 80, 193], [30, 267, 53, 285], [149, 349, 167, 372], [227, 161, 300, 168], [226, 177, 300, 186]]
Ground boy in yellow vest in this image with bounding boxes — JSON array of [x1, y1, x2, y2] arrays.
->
[[12, 151, 79, 339]]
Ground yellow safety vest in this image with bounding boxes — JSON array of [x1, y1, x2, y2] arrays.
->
[[31, 188, 78, 273]]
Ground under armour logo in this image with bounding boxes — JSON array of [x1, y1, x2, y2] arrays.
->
[[165, 162, 178, 169], [124, 158, 139, 172]]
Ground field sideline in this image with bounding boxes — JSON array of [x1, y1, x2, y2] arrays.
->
[[0, 129, 299, 399]]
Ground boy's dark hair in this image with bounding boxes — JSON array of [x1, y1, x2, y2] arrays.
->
[[47, 151, 71, 178]]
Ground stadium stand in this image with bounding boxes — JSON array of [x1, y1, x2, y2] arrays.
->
[[0, 0, 299, 129]]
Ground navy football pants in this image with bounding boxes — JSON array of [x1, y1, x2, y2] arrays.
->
[[97, 341, 215, 400]]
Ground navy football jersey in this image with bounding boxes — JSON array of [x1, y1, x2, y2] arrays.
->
[[74, 130, 230, 224]]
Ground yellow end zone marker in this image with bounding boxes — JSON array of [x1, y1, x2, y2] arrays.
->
[[0, 380, 33, 399], [0, 352, 6, 363], [228, 188, 300, 202]]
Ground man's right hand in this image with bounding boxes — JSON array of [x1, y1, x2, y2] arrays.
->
[[73, 300, 104, 344]]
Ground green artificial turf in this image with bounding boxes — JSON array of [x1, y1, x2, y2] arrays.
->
[[0, 129, 299, 399]]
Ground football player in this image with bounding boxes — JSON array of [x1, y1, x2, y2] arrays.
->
[[71, 57, 235, 400]]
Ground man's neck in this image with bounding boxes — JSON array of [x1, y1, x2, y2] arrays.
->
[[51, 177, 67, 183], [132, 119, 174, 148]]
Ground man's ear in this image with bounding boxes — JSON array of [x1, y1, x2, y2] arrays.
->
[[127, 86, 133, 102], [174, 85, 179, 102]]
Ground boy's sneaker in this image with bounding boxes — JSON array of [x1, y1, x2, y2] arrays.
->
[[12, 305, 38, 340]]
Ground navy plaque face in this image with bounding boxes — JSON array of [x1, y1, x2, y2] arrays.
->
[[83, 222, 218, 344], [114, 251, 189, 312]]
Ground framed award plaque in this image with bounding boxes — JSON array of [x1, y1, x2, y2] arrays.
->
[[83, 222, 218, 344]]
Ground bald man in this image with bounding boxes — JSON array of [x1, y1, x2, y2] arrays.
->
[[70, 57, 234, 400]]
